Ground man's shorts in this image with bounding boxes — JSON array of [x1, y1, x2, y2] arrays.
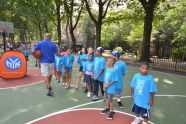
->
[[79, 66, 83, 72], [41, 63, 54, 76], [115, 88, 123, 96], [85, 74, 93, 84], [104, 92, 114, 102], [132, 103, 151, 119]]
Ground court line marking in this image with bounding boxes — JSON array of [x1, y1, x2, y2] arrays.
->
[[25, 95, 186, 124], [129, 66, 186, 78], [0, 81, 43, 90], [25, 108, 154, 124]]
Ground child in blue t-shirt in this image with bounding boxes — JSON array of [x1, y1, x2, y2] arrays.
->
[[54, 55, 63, 83], [92, 47, 106, 101], [130, 63, 157, 124], [101, 57, 118, 120], [75, 47, 87, 89], [83, 54, 94, 98], [63, 48, 74, 89], [111, 51, 128, 108]]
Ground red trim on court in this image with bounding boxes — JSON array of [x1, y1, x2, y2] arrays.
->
[[0, 68, 43, 88], [31, 109, 135, 124]]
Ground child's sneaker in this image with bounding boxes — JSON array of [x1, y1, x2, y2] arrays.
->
[[87, 92, 91, 97], [107, 112, 115, 120], [61, 82, 65, 86], [131, 117, 141, 124], [142, 122, 148, 124], [101, 108, 110, 114], [65, 86, 70, 89], [92, 95, 99, 101], [117, 101, 124, 108]]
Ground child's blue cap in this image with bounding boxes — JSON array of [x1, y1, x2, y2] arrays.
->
[[112, 51, 121, 58], [96, 47, 104, 54]]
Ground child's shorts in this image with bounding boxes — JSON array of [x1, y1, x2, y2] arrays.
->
[[79, 66, 83, 72], [61, 68, 66, 76], [64, 67, 72, 75], [132, 103, 151, 119], [115, 88, 123, 96], [104, 92, 114, 102], [85, 74, 93, 84]]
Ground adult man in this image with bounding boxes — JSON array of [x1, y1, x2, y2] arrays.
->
[[31, 33, 59, 96]]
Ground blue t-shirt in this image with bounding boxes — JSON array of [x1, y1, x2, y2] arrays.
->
[[34, 39, 58, 63], [77, 54, 88, 67], [114, 61, 128, 89], [104, 67, 119, 94], [63, 54, 74, 68], [55, 55, 63, 70], [130, 73, 158, 109], [93, 57, 106, 82], [23, 50, 30, 57], [83, 61, 94, 74]]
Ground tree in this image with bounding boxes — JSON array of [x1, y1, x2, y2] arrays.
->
[[84, 0, 112, 47], [138, 0, 158, 61], [64, 0, 84, 51]]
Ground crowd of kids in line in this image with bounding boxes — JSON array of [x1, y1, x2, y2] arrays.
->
[[52, 46, 157, 124]]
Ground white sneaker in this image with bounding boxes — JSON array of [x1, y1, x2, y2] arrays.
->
[[87, 92, 91, 97], [142, 121, 148, 124], [131, 117, 141, 124]]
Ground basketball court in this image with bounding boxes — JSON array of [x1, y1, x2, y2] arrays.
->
[[0, 56, 186, 124]]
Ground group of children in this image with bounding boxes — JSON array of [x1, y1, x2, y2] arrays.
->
[[54, 47, 74, 89], [53, 46, 157, 124]]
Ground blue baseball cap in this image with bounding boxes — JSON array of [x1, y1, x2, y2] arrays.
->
[[112, 51, 121, 58], [96, 47, 104, 53]]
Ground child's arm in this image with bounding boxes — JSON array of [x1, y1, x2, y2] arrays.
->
[[103, 81, 115, 89], [131, 87, 134, 97], [149, 92, 155, 106], [94, 69, 104, 80]]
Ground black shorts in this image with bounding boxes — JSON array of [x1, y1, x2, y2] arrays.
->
[[132, 103, 151, 119], [85, 74, 93, 84], [79, 66, 83, 72]]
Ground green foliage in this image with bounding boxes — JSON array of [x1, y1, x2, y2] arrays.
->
[[172, 46, 186, 60]]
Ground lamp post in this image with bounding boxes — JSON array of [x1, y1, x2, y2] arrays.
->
[[2, 30, 6, 52]]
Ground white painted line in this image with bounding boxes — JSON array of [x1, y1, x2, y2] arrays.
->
[[25, 94, 186, 124], [129, 66, 186, 78], [0, 80, 43, 90], [25, 108, 154, 124]]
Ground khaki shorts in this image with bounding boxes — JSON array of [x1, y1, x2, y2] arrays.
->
[[41, 63, 54, 76], [104, 92, 114, 102]]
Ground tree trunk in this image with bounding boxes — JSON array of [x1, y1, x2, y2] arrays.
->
[[140, 8, 154, 62], [38, 22, 43, 40], [69, 29, 76, 52], [44, 20, 49, 33], [65, 19, 70, 43], [56, 3, 61, 46], [95, 23, 101, 47]]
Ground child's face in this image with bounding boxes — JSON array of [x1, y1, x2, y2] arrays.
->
[[139, 65, 149, 75], [81, 48, 86, 53], [95, 51, 100, 56], [111, 55, 117, 60], [66, 49, 71, 55], [88, 55, 93, 61], [88, 48, 94, 54], [106, 59, 112, 67]]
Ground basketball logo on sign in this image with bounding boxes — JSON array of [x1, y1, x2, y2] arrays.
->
[[5, 56, 22, 70]]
